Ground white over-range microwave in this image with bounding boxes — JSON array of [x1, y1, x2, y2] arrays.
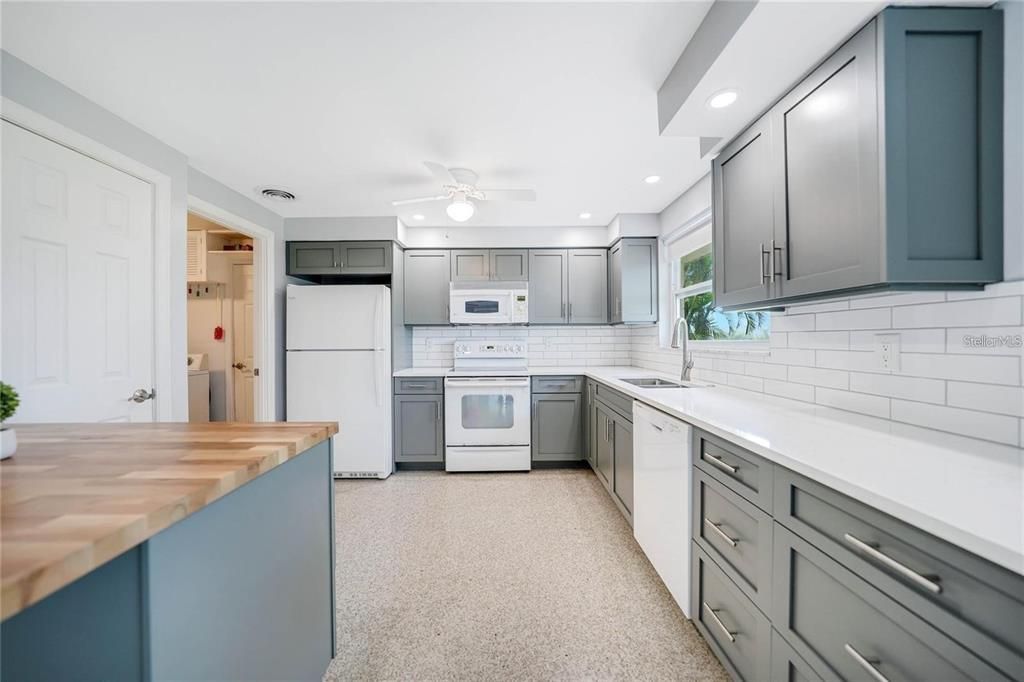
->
[[449, 282, 528, 325]]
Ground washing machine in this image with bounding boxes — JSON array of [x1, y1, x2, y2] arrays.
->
[[187, 353, 210, 422]]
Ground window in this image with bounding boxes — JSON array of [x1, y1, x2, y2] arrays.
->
[[671, 241, 770, 345]]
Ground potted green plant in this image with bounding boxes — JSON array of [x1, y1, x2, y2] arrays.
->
[[1, 382, 20, 460]]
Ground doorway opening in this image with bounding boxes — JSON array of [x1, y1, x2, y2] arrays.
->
[[186, 212, 255, 422]]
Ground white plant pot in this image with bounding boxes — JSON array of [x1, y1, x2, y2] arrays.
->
[[1, 427, 16, 460]]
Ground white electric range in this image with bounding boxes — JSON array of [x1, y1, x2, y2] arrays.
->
[[444, 338, 530, 472]]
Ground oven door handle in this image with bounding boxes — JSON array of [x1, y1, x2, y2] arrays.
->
[[445, 378, 530, 389]]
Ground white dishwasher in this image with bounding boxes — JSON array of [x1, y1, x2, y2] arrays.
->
[[633, 401, 693, 617]]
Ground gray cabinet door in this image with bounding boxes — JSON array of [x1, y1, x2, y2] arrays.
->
[[393, 395, 443, 463], [607, 242, 623, 322], [567, 249, 608, 324], [594, 403, 614, 489], [450, 249, 490, 281], [338, 241, 393, 275], [609, 238, 657, 324], [584, 382, 595, 469], [490, 249, 529, 281], [771, 22, 881, 299], [712, 117, 774, 309], [404, 250, 451, 325], [612, 416, 633, 517], [531, 394, 583, 461], [288, 242, 343, 276], [528, 249, 568, 324]]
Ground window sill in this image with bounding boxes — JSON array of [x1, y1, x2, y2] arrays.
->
[[659, 340, 771, 355]]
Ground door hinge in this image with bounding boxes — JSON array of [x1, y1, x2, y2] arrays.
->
[[253, 368, 260, 377]]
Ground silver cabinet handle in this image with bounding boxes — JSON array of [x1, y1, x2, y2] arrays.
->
[[704, 453, 738, 475], [435, 402, 440, 421], [772, 239, 783, 282], [769, 238, 776, 283], [405, 383, 429, 389], [702, 602, 736, 643], [130, 388, 155, 403], [843, 533, 941, 594], [844, 644, 889, 682], [759, 242, 767, 283], [704, 519, 738, 547], [561, 301, 566, 319], [568, 302, 573, 320]]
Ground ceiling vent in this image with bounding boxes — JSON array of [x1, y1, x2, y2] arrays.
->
[[257, 186, 296, 202]]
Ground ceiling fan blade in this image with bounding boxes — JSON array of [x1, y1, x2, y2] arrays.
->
[[391, 195, 448, 206], [423, 161, 457, 186], [477, 189, 537, 202]]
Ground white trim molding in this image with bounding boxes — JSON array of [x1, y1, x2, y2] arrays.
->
[[187, 195, 277, 423], [2, 97, 181, 420]]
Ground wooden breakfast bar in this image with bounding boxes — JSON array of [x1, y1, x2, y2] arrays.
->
[[0, 422, 339, 682]]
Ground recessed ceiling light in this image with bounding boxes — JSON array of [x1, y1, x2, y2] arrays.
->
[[644, 175, 661, 185], [707, 89, 739, 109], [579, 212, 592, 220], [411, 214, 425, 221]]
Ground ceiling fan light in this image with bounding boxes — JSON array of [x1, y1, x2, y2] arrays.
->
[[446, 198, 475, 222]]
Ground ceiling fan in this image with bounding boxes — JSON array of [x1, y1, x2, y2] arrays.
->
[[392, 161, 536, 222]]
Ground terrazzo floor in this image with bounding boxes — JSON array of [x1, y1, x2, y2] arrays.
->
[[322, 469, 728, 681]]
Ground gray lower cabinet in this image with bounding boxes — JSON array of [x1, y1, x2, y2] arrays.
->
[[608, 238, 658, 324], [393, 379, 444, 465], [594, 402, 615, 489], [713, 7, 1004, 311], [590, 381, 634, 524], [287, 241, 392, 277], [690, 428, 1024, 682], [531, 393, 583, 462], [583, 381, 596, 469], [611, 417, 633, 517], [404, 250, 451, 325]]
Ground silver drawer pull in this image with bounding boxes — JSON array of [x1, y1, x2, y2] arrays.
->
[[844, 643, 889, 682], [843, 533, 942, 595], [704, 519, 738, 547], [705, 453, 738, 475], [702, 602, 736, 643]]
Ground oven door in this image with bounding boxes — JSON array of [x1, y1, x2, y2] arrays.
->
[[444, 377, 531, 446], [449, 290, 514, 324]]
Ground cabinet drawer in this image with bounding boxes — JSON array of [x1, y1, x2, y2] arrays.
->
[[393, 377, 443, 395], [593, 382, 633, 420], [531, 376, 583, 394], [692, 545, 771, 682], [775, 468, 1024, 678], [770, 629, 822, 682], [773, 524, 1011, 682], [695, 431, 773, 512], [694, 470, 773, 613]]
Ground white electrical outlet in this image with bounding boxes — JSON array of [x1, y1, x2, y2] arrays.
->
[[875, 333, 901, 372]]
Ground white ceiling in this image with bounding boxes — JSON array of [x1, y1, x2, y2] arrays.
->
[[2, 1, 717, 227]]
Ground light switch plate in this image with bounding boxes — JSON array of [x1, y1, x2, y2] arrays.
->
[[874, 333, 901, 373]]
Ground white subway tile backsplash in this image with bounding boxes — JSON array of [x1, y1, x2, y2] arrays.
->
[[899, 353, 1021, 386], [815, 387, 891, 419], [890, 400, 1020, 446], [847, 291, 946, 309], [946, 382, 1024, 417], [763, 379, 816, 402], [815, 307, 891, 330], [771, 313, 815, 332], [893, 297, 1022, 329], [766, 348, 816, 366], [787, 366, 850, 389], [788, 331, 850, 350], [727, 374, 764, 392], [848, 372, 946, 404], [744, 362, 788, 380], [849, 329, 945, 354], [815, 350, 879, 372]]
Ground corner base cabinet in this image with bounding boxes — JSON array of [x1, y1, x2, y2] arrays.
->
[[531, 376, 584, 462], [713, 7, 1003, 310]]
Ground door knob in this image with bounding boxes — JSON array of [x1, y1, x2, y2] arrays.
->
[[232, 362, 247, 370], [130, 388, 155, 403]]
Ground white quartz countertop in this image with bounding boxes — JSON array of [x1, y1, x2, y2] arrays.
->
[[394, 364, 1024, 575]]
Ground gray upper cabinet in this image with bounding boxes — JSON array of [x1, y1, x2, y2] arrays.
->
[[528, 249, 569, 324], [712, 118, 774, 310], [404, 250, 451, 325], [287, 241, 392, 276], [450, 249, 490, 281], [771, 23, 881, 300], [608, 238, 658, 324], [713, 7, 1004, 311], [287, 242, 343, 276], [490, 249, 529, 281], [451, 249, 529, 281], [567, 249, 608, 324]]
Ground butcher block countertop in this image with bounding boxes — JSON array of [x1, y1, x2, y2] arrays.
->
[[0, 421, 338, 621]]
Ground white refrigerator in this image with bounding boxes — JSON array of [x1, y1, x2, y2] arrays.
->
[[286, 284, 393, 478]]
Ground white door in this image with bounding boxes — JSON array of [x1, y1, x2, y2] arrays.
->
[[286, 349, 391, 477], [1, 121, 155, 422], [231, 263, 254, 422], [286, 284, 387, 350]]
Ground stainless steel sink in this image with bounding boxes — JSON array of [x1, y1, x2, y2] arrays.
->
[[621, 377, 687, 388]]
